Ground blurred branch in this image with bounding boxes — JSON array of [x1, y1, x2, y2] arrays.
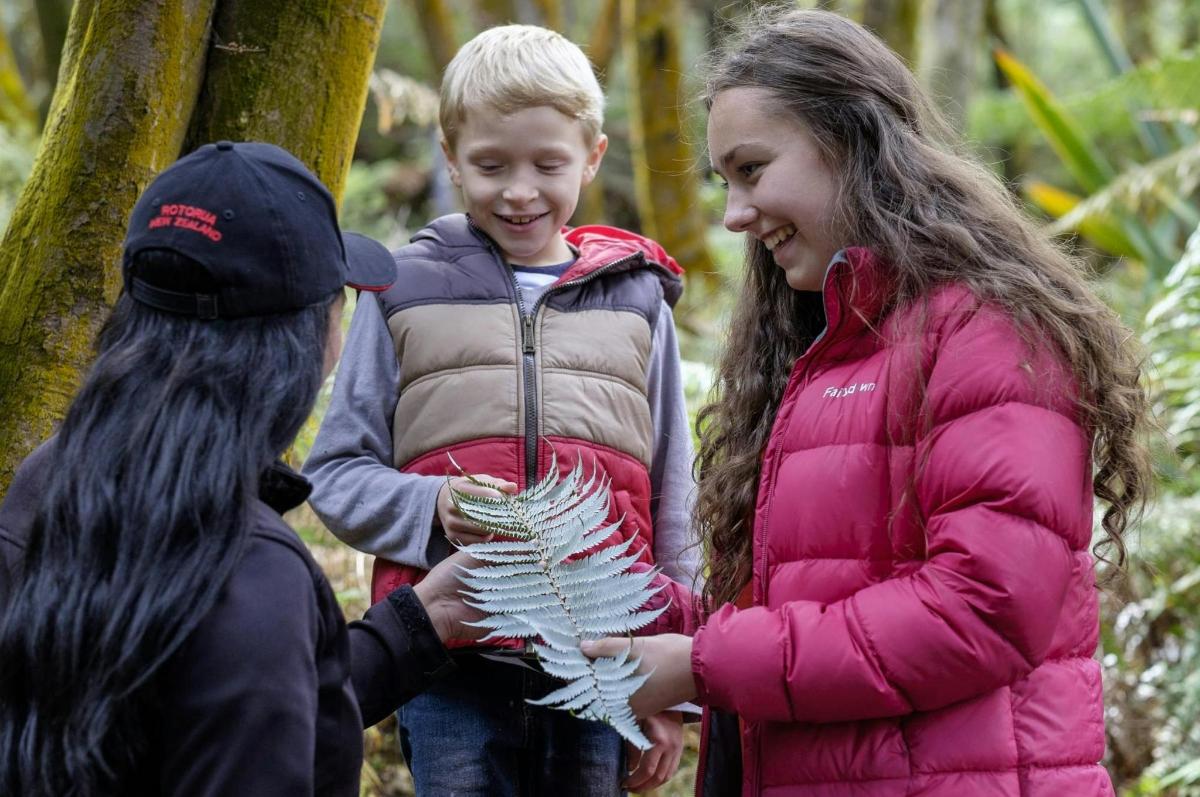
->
[[530, 0, 564, 31], [409, 0, 459, 73], [587, 0, 619, 80], [368, 69, 439, 134], [860, 0, 919, 66]]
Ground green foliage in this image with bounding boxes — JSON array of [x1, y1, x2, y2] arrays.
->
[[994, 47, 1179, 275], [0, 123, 35, 235], [995, 48, 1117, 192], [1144, 225, 1200, 482], [450, 456, 667, 750], [1102, 494, 1200, 796]]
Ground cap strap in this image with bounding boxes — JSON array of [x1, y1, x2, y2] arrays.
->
[[129, 278, 222, 320]]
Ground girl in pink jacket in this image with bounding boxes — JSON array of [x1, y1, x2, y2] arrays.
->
[[586, 9, 1152, 796]]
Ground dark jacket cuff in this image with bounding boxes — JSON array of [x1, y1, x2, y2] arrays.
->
[[385, 585, 456, 680]]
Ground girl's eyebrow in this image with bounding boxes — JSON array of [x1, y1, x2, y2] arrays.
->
[[716, 145, 746, 172]]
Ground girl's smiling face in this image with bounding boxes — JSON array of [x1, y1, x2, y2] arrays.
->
[[708, 87, 844, 292]]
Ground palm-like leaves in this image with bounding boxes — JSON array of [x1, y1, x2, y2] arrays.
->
[[448, 456, 666, 750], [1145, 225, 1200, 478]]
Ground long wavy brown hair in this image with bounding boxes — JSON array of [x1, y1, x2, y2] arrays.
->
[[694, 7, 1153, 611]]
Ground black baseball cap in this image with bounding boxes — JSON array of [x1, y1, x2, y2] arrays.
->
[[122, 141, 395, 319]]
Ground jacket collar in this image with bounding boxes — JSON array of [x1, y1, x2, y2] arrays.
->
[[815, 246, 894, 352], [258, 461, 312, 515]]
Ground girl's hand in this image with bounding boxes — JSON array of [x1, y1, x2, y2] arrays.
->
[[436, 475, 517, 545], [412, 549, 486, 644], [580, 634, 697, 718], [623, 710, 684, 792]]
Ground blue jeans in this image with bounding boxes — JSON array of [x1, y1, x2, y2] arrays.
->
[[397, 653, 625, 796]]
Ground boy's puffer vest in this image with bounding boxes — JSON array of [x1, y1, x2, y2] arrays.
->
[[689, 249, 1111, 796], [369, 215, 684, 620]]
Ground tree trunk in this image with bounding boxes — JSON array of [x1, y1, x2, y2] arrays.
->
[[587, 0, 620, 77], [33, 0, 72, 120], [184, 0, 388, 201], [621, 0, 716, 289], [861, 0, 920, 65], [0, 0, 388, 495], [475, 0, 518, 28], [409, 0, 459, 74], [529, 0, 565, 31], [576, 0, 619, 225], [0, 0, 215, 493], [917, 0, 985, 131], [1115, 0, 1155, 65], [1183, 2, 1200, 52]]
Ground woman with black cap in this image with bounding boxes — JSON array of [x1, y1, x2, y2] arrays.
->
[[0, 141, 478, 796]]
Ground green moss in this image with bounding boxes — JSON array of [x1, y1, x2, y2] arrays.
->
[[0, 0, 215, 496], [0, 0, 387, 497], [186, 0, 388, 203]]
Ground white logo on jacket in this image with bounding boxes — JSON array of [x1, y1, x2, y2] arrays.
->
[[822, 382, 877, 399]]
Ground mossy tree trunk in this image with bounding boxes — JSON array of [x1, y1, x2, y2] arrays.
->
[[1115, 0, 1155, 65], [860, 0, 920, 66], [0, 0, 388, 495], [576, 0, 619, 226], [621, 0, 716, 290], [184, 0, 388, 201], [475, 0, 518, 28], [410, 0, 459, 74], [530, 0, 565, 31]]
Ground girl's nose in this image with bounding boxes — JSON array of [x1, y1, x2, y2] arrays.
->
[[723, 197, 757, 233]]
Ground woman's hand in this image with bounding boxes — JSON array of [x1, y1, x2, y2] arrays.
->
[[581, 634, 697, 718], [436, 475, 517, 545], [412, 550, 486, 644], [623, 710, 684, 792]]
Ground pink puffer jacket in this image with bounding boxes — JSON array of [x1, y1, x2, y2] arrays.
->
[[689, 249, 1111, 796]]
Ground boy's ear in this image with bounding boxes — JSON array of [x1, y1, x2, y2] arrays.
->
[[581, 133, 608, 186], [441, 138, 462, 187]]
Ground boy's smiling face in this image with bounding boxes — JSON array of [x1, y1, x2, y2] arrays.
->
[[445, 105, 607, 267]]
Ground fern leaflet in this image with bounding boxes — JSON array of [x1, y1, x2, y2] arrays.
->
[[448, 455, 665, 750]]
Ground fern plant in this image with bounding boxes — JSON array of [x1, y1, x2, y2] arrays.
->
[[448, 456, 666, 750]]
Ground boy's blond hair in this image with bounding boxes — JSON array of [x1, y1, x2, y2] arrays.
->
[[440, 25, 605, 148]]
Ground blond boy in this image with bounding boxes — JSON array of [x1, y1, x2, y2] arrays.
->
[[305, 25, 697, 795]]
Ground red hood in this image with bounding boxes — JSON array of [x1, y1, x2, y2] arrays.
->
[[560, 224, 684, 306]]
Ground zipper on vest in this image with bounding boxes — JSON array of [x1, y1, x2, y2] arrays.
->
[[465, 215, 645, 484], [513, 275, 538, 483], [465, 216, 542, 484], [520, 255, 643, 480], [515, 253, 641, 483]]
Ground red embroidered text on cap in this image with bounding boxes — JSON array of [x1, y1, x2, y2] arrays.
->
[[148, 203, 222, 242]]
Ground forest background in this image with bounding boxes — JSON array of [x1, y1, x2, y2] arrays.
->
[[2, 0, 1199, 795]]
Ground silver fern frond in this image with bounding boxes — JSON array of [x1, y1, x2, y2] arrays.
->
[[448, 455, 665, 750]]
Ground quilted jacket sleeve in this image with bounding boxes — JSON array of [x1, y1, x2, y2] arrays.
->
[[691, 303, 1093, 724]]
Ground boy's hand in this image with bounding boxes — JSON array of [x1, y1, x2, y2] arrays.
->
[[436, 475, 518, 546], [623, 710, 684, 792]]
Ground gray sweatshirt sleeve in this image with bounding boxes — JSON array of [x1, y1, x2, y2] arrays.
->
[[302, 292, 446, 569], [645, 301, 701, 585]]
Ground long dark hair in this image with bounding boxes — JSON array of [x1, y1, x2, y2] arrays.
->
[[694, 7, 1153, 610], [0, 251, 333, 795]]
